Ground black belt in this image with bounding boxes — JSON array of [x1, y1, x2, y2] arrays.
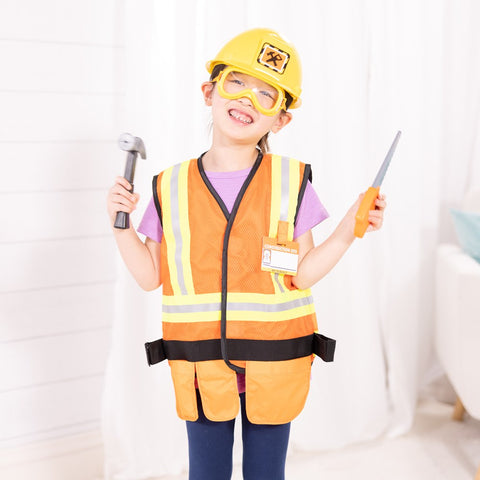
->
[[145, 333, 336, 366]]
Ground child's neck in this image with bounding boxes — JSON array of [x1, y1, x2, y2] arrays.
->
[[202, 145, 260, 172]]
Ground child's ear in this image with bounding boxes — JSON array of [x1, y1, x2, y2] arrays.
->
[[201, 82, 214, 106], [271, 111, 292, 134]]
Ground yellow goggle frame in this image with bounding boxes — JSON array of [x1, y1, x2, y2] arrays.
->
[[213, 67, 287, 116]]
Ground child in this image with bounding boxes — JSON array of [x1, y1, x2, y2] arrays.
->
[[107, 28, 386, 480]]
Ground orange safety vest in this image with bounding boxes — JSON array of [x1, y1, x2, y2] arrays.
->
[[145, 152, 335, 424]]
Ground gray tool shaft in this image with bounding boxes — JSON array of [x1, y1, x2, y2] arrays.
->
[[372, 130, 402, 187], [124, 151, 138, 186]]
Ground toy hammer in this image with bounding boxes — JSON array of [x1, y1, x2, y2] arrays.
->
[[114, 133, 147, 229]]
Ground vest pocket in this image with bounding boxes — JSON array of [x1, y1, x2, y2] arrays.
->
[[168, 360, 198, 421], [245, 356, 312, 425], [196, 360, 239, 421]]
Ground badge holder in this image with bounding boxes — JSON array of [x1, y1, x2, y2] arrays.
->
[[261, 220, 299, 275]]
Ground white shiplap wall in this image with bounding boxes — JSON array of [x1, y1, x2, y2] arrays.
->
[[0, 0, 124, 477]]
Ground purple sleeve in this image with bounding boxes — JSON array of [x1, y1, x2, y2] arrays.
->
[[293, 181, 329, 239], [137, 197, 163, 242]]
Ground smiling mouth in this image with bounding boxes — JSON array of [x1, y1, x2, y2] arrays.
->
[[229, 109, 253, 125]]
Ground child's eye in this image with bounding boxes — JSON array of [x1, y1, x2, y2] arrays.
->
[[229, 78, 245, 87], [259, 90, 275, 100]]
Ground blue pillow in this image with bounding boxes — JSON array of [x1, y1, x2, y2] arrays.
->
[[450, 209, 480, 263]]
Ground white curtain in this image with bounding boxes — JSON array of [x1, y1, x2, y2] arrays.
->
[[102, 0, 480, 477]]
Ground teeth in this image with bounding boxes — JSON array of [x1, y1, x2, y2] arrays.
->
[[230, 110, 252, 124]]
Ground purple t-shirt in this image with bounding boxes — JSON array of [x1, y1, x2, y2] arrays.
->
[[137, 166, 329, 394]]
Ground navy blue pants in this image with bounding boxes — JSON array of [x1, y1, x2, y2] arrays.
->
[[186, 391, 290, 480]]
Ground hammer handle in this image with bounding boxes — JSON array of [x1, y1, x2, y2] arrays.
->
[[114, 183, 134, 229], [114, 151, 137, 230], [123, 152, 137, 183], [114, 211, 130, 229]]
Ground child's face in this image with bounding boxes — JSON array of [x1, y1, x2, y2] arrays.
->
[[202, 71, 292, 147]]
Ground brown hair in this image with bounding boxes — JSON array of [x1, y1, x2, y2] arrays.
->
[[209, 64, 293, 154]]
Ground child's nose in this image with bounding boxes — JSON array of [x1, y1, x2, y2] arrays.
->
[[238, 95, 253, 107]]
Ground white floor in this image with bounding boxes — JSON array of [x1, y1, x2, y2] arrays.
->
[[156, 399, 480, 480]]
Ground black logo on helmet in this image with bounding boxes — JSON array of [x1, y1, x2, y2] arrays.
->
[[258, 43, 290, 74]]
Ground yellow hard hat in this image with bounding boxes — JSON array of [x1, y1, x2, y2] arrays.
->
[[206, 28, 302, 109]]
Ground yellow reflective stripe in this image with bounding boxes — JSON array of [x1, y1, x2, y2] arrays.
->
[[229, 303, 314, 321], [269, 154, 282, 237], [161, 167, 182, 295], [163, 292, 221, 305], [177, 161, 195, 294], [162, 311, 220, 323], [163, 289, 311, 306], [280, 156, 290, 221], [287, 158, 300, 241], [228, 288, 312, 303], [164, 294, 312, 313], [162, 304, 315, 324], [162, 290, 315, 323], [269, 155, 286, 292]]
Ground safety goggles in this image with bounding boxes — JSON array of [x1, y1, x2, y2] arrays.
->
[[212, 67, 287, 116]]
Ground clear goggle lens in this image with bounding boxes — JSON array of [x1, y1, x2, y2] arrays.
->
[[214, 67, 286, 116]]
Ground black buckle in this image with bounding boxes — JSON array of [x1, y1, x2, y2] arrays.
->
[[145, 339, 167, 366], [313, 333, 336, 362]]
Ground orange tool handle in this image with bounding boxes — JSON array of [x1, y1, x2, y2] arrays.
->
[[354, 186, 380, 238]]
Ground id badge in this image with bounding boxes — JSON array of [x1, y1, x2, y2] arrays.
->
[[261, 236, 299, 275]]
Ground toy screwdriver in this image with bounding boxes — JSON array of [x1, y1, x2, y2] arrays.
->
[[354, 130, 401, 238]]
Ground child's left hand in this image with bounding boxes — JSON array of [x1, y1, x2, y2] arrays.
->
[[339, 193, 387, 241], [365, 193, 387, 233]]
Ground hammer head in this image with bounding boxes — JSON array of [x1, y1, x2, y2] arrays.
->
[[118, 132, 146, 159]]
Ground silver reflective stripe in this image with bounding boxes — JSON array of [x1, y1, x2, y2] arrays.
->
[[280, 156, 290, 221], [163, 302, 221, 314], [273, 273, 285, 293], [162, 295, 314, 314], [229, 296, 313, 312], [170, 163, 188, 295]]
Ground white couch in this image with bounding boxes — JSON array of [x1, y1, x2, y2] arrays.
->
[[435, 243, 480, 419], [435, 243, 480, 479]]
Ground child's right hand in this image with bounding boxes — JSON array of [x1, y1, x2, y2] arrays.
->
[[106, 176, 140, 228]]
